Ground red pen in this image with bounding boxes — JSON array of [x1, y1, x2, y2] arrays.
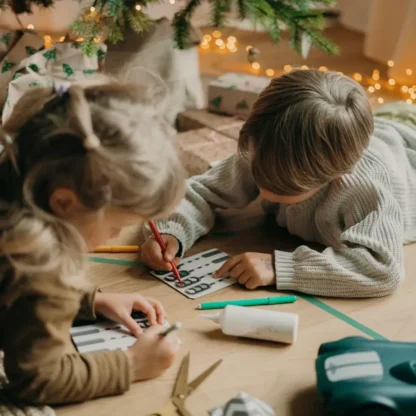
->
[[148, 221, 183, 285]]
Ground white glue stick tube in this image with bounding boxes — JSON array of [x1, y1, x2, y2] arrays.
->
[[201, 305, 298, 344]]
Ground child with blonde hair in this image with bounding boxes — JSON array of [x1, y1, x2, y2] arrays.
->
[[141, 69, 416, 298], [0, 80, 185, 404]]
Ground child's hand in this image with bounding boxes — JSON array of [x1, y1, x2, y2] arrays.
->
[[214, 252, 275, 289], [125, 325, 180, 381], [94, 292, 166, 337], [141, 234, 180, 271]]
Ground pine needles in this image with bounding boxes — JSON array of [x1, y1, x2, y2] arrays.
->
[[2, 0, 338, 56]]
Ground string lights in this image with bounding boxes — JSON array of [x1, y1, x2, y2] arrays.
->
[[200, 30, 415, 105]]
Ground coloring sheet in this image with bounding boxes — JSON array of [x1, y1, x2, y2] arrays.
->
[[71, 311, 168, 354], [150, 248, 236, 299]]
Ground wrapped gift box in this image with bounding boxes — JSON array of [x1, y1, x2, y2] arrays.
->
[[208, 72, 271, 118], [177, 108, 244, 141], [176, 128, 237, 176]]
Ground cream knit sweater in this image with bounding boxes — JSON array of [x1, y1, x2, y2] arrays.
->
[[147, 118, 416, 298]]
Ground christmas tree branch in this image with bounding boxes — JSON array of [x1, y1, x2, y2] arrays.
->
[[0, 0, 338, 57]]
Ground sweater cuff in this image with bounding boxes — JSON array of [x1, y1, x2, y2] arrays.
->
[[143, 221, 190, 255], [77, 286, 100, 321], [274, 250, 295, 290]]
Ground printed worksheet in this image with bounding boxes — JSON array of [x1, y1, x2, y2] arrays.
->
[[71, 311, 167, 353], [150, 248, 236, 299]]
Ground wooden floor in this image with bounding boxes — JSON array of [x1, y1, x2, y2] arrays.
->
[[56, 203, 416, 416]]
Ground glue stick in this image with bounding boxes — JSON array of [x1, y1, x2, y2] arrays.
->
[[201, 305, 298, 344]]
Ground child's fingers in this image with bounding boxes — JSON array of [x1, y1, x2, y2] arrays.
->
[[134, 298, 157, 325], [229, 262, 246, 279], [245, 277, 259, 290], [163, 238, 180, 262], [237, 271, 252, 286], [146, 297, 166, 324], [120, 312, 143, 337], [215, 255, 242, 278]]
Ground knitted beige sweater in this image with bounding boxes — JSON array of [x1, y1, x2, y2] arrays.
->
[[148, 118, 416, 298]]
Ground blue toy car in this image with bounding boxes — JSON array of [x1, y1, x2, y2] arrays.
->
[[316, 336, 416, 416]]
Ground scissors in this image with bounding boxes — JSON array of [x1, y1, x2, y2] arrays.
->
[[149, 353, 222, 416]]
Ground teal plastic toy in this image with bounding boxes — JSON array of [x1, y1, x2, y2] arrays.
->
[[316, 336, 416, 416]]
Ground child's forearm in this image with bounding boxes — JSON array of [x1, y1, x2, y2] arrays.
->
[[144, 154, 259, 252], [274, 245, 403, 298], [7, 350, 131, 405]]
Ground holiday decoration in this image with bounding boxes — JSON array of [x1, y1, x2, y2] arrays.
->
[[175, 127, 237, 176], [0, 0, 338, 56], [208, 72, 270, 117], [246, 46, 260, 64], [0, 38, 106, 123]]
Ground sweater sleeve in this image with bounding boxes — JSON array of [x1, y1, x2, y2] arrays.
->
[[144, 154, 259, 252], [3, 291, 130, 404], [75, 285, 99, 321], [274, 186, 404, 298]]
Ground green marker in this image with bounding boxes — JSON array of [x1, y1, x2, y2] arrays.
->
[[198, 295, 297, 310]]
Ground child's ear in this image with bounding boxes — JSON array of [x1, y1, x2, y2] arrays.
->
[[49, 188, 80, 218]]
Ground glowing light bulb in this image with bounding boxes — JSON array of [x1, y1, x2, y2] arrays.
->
[[401, 86, 409, 93], [409, 88, 415, 94], [44, 35, 51, 42], [230, 46, 238, 53], [375, 83, 381, 90], [227, 36, 236, 43], [368, 86, 375, 93], [59, 36, 65, 42], [406, 99, 413, 104], [135, 4, 141, 10], [301, 65, 308, 70], [203, 34, 212, 42], [284, 64, 292, 72], [252, 62, 260, 70], [200, 43, 209, 50], [226, 42, 234, 50], [372, 69, 380, 81], [387, 60, 394, 67], [215, 39, 224, 46], [266, 69, 275, 77], [90, 6, 95, 12], [406, 69, 413, 76], [27, 24, 34, 30], [353, 73, 362, 82], [388, 78, 396, 86], [212, 30, 221, 38], [318, 66, 328, 72], [377, 97, 384, 104], [219, 44, 226, 50], [246, 45, 253, 52]]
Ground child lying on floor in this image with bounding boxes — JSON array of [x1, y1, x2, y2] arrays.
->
[[141, 69, 416, 298], [0, 80, 185, 404]]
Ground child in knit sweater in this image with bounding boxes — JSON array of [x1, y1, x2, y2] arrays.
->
[[141, 69, 416, 298], [0, 80, 185, 404]]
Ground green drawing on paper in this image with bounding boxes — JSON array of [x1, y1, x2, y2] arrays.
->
[[62, 63, 74, 78], [210, 96, 222, 109], [43, 48, 57, 61], [28, 63, 40, 73], [25, 46, 38, 56], [96, 49, 105, 60], [236, 99, 249, 110], [83, 69, 97, 76], [2, 61, 15, 73], [1, 32, 11, 47]]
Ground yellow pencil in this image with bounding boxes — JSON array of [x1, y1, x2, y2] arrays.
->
[[93, 245, 140, 253]]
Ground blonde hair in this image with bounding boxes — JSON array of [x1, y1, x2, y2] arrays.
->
[[0, 80, 185, 291], [239, 69, 374, 195]]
